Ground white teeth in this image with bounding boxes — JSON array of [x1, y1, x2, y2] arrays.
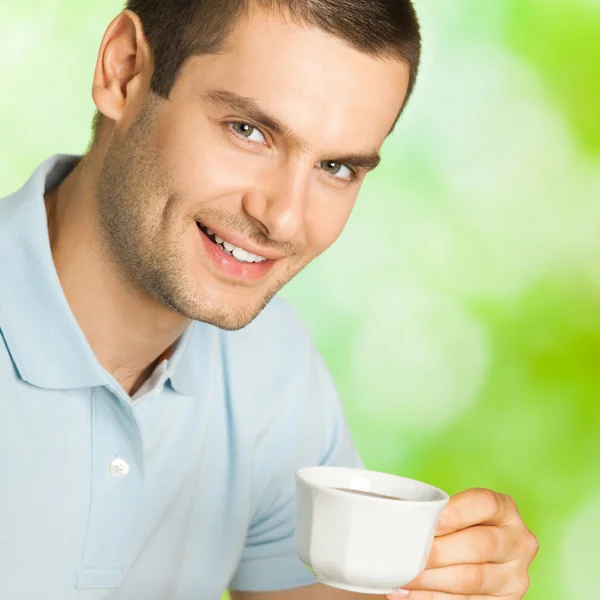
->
[[232, 247, 251, 262], [207, 229, 214, 236], [248, 252, 267, 263], [209, 231, 268, 263]]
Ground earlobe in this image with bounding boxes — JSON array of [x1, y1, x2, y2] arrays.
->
[[91, 10, 151, 123]]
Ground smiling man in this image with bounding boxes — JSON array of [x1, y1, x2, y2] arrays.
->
[[0, 1, 538, 599]]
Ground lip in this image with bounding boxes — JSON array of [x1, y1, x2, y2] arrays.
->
[[197, 223, 277, 282], [197, 221, 285, 261]]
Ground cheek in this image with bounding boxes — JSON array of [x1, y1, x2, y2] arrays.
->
[[304, 196, 355, 253], [154, 105, 261, 204]]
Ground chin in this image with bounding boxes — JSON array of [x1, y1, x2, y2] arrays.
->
[[172, 292, 269, 331], [197, 305, 265, 331]]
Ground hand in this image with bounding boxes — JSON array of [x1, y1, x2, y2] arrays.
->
[[387, 488, 539, 600]]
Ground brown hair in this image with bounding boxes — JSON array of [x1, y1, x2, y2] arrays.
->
[[93, 0, 421, 137]]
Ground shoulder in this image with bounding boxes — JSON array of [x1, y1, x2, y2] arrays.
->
[[0, 187, 23, 222], [215, 297, 361, 491], [216, 296, 330, 434]]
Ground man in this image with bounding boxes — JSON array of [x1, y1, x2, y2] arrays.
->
[[0, 1, 538, 599]]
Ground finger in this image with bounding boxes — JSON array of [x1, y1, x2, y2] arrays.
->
[[404, 563, 516, 596], [387, 591, 496, 600], [426, 525, 523, 568], [436, 489, 519, 535], [518, 524, 539, 567]]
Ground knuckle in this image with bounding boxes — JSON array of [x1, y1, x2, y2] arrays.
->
[[517, 527, 539, 559], [462, 564, 486, 593], [479, 488, 502, 519], [476, 527, 499, 559], [505, 494, 518, 511], [527, 532, 540, 559], [515, 574, 531, 597]]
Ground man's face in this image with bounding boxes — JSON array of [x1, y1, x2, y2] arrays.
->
[[97, 7, 410, 330]]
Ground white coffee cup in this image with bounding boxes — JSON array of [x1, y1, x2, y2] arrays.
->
[[295, 466, 449, 595]]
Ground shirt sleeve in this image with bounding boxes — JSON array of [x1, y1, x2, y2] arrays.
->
[[228, 323, 364, 592]]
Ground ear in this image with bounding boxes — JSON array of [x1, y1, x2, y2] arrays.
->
[[91, 10, 153, 124]]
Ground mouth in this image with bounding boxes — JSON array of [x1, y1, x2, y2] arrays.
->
[[196, 221, 277, 282], [197, 222, 268, 264]]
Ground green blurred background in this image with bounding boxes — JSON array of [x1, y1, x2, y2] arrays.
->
[[1, 1, 598, 599]]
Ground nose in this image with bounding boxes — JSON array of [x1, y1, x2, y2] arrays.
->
[[242, 162, 310, 243]]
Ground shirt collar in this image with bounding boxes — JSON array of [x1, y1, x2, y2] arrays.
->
[[0, 155, 213, 394], [166, 320, 218, 396], [0, 154, 109, 389]]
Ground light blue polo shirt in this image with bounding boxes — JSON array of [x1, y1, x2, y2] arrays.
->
[[0, 155, 363, 600]]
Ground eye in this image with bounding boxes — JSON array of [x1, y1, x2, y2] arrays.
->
[[228, 122, 267, 145], [318, 160, 356, 182]]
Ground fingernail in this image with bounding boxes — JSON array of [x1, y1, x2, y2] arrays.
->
[[387, 590, 410, 598]]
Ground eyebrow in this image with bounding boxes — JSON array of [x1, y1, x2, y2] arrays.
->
[[200, 88, 382, 171]]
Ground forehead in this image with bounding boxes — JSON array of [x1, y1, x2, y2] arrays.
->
[[180, 7, 410, 154]]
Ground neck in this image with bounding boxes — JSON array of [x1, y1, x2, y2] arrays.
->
[[45, 151, 189, 395]]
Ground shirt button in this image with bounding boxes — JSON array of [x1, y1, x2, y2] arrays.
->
[[109, 458, 130, 478]]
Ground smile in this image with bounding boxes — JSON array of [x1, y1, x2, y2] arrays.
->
[[195, 222, 277, 282], [197, 223, 267, 264]]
